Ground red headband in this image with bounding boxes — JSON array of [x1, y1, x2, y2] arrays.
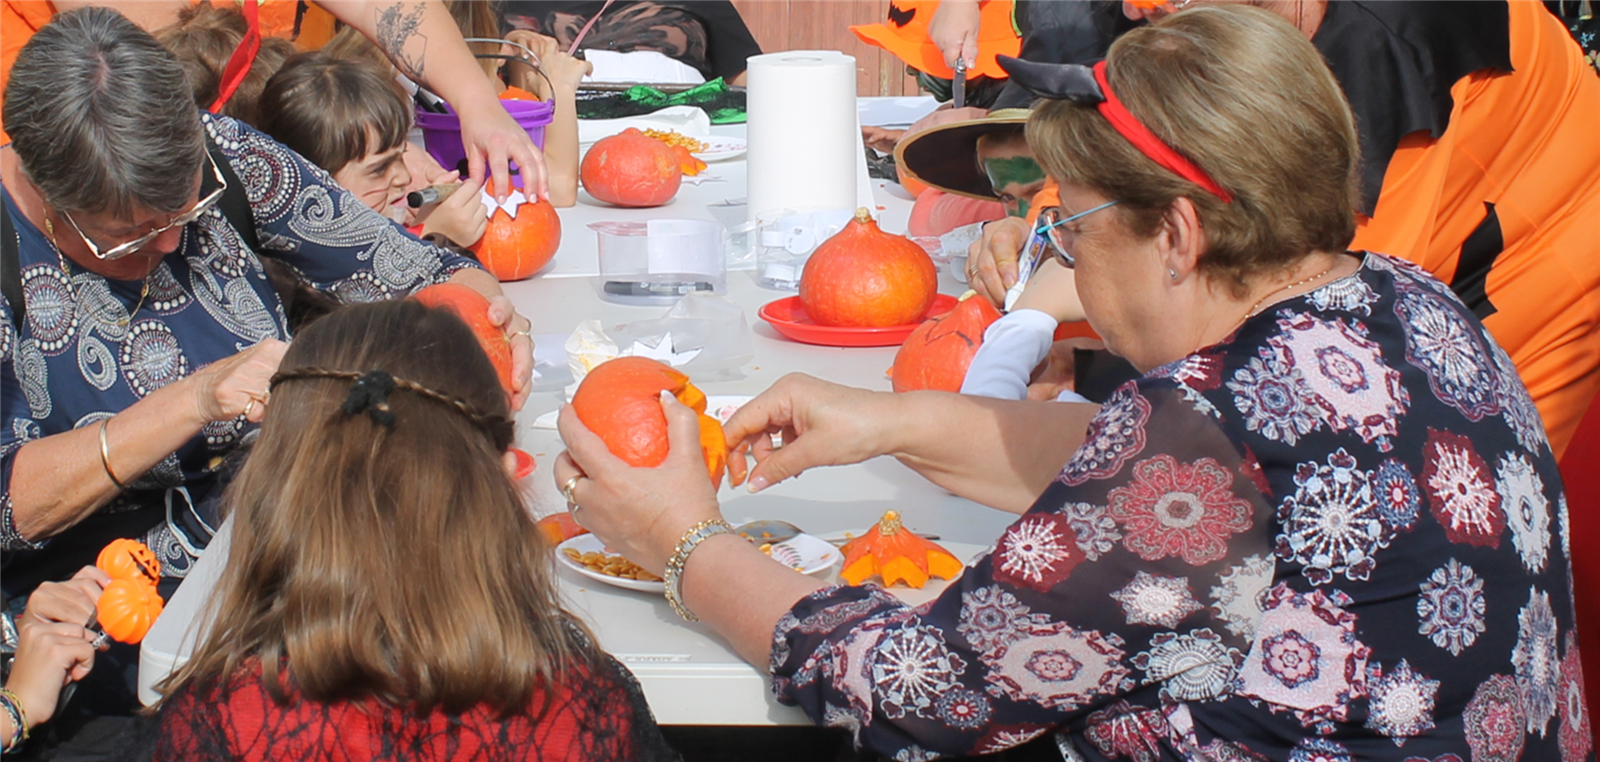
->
[[209, 0, 262, 114], [1092, 60, 1233, 203]]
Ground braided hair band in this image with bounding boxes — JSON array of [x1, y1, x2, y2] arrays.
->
[[269, 368, 503, 432]]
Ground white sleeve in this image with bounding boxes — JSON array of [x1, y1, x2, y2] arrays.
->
[[959, 309, 1060, 401]]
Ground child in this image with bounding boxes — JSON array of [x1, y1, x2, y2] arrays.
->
[[258, 51, 489, 249], [140, 301, 677, 761], [154, 3, 298, 129], [1, 567, 108, 755]]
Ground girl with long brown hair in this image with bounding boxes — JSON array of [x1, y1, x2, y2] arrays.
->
[[135, 300, 676, 762]]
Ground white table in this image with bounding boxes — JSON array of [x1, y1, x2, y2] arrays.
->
[[140, 109, 1012, 726]]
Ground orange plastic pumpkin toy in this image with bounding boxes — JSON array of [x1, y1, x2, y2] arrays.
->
[[537, 513, 590, 546], [580, 128, 683, 207], [411, 283, 514, 394], [571, 356, 728, 488], [799, 209, 938, 328], [97, 578, 164, 644], [470, 198, 561, 281], [96, 538, 161, 587], [839, 511, 964, 588], [891, 291, 1004, 392]]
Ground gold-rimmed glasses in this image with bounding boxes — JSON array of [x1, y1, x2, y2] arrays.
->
[[59, 150, 226, 261]]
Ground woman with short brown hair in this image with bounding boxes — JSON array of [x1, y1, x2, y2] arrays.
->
[[556, 7, 1582, 759]]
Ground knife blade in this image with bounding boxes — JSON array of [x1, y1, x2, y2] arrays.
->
[[952, 58, 967, 109]]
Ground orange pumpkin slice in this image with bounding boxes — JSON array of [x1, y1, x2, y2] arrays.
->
[[839, 511, 964, 588]]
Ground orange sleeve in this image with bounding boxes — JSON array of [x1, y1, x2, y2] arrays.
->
[[0, 0, 57, 141]]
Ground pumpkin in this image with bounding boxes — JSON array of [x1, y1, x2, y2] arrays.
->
[[799, 208, 939, 328], [669, 144, 708, 177], [571, 356, 728, 488], [891, 291, 1003, 392], [97, 577, 164, 644], [580, 128, 682, 208], [839, 511, 964, 588], [537, 513, 589, 546], [500, 86, 541, 101], [470, 198, 561, 281], [96, 538, 161, 588], [411, 283, 514, 394]]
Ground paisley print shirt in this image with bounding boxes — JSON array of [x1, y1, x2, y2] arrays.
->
[[771, 253, 1592, 762], [0, 114, 478, 570]]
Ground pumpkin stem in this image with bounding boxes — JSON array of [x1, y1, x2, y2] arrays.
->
[[853, 207, 874, 225], [878, 510, 903, 536], [957, 290, 977, 302]]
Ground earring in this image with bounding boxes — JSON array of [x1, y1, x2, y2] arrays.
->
[[1169, 269, 1178, 280]]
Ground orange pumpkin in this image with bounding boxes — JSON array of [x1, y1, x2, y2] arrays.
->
[[411, 283, 514, 395], [571, 356, 728, 488], [96, 538, 161, 587], [499, 86, 541, 101], [470, 198, 561, 281], [537, 513, 589, 546], [580, 128, 683, 208], [891, 291, 1003, 392], [839, 510, 964, 588], [669, 144, 708, 177], [799, 208, 938, 328], [97, 578, 164, 644]]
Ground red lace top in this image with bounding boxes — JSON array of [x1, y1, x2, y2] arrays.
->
[[137, 655, 678, 762]]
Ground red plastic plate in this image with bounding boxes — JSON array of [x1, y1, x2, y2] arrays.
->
[[758, 294, 959, 347], [511, 447, 537, 479]]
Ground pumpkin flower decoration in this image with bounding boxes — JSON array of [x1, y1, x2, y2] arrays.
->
[[839, 511, 964, 588], [94, 538, 165, 644]]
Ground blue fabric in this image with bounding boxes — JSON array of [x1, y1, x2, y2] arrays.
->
[[772, 253, 1590, 761]]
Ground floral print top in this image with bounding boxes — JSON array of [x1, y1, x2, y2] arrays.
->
[[771, 253, 1592, 762]]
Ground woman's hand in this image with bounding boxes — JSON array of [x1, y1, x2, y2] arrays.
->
[[455, 94, 550, 204], [968, 216, 1030, 307], [184, 339, 289, 425], [722, 374, 904, 493], [928, 0, 982, 71], [7, 567, 109, 729], [419, 175, 488, 248], [485, 295, 534, 411], [1011, 257, 1085, 323], [862, 126, 906, 154], [554, 392, 722, 574]]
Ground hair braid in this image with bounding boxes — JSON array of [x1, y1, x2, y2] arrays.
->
[[271, 367, 514, 448]]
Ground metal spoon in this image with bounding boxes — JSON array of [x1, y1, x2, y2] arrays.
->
[[732, 519, 939, 546]]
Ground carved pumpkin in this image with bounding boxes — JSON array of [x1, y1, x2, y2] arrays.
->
[[799, 208, 938, 328], [669, 144, 707, 177], [580, 128, 683, 207], [571, 356, 728, 488], [97, 578, 164, 644], [891, 291, 1003, 392], [96, 538, 161, 587], [537, 513, 589, 546], [411, 283, 514, 394], [470, 198, 561, 281], [839, 511, 963, 588]]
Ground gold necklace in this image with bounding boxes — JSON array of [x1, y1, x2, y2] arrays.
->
[[1242, 262, 1335, 320], [45, 217, 149, 328]]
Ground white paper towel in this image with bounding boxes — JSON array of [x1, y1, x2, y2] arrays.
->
[[746, 51, 875, 224]]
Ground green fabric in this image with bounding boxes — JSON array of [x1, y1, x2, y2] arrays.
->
[[574, 78, 748, 123]]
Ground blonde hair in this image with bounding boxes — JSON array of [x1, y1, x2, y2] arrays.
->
[[1027, 5, 1360, 295], [163, 301, 595, 716]]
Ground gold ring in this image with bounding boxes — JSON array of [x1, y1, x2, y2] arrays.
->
[[509, 329, 532, 340], [561, 474, 582, 506], [242, 399, 256, 418]]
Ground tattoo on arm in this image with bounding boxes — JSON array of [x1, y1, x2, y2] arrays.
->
[[376, 3, 428, 82]]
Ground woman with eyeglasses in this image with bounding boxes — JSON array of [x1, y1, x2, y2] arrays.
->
[[0, 8, 535, 722], [554, 7, 1583, 760]]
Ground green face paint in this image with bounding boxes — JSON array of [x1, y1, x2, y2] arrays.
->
[[983, 156, 1047, 218]]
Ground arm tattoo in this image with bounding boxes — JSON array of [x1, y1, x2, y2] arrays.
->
[[375, 3, 429, 82]]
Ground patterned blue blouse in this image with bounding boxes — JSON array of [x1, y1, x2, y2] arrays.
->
[[1, 114, 479, 585], [771, 254, 1592, 762]]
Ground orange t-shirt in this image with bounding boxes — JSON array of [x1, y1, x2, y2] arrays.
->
[[0, 0, 56, 140]]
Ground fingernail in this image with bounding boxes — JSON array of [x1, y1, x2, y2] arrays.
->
[[659, 389, 676, 405], [748, 475, 769, 493]]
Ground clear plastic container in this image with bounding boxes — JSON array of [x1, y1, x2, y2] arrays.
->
[[590, 220, 727, 306]]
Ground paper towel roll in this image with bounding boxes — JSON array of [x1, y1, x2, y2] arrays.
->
[[746, 51, 873, 223]]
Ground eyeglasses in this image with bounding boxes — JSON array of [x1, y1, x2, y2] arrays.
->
[[1032, 200, 1119, 269], [60, 151, 227, 261]]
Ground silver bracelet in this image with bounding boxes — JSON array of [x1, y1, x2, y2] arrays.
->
[[663, 519, 734, 622]]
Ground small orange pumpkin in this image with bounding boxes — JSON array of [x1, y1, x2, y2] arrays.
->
[[411, 283, 514, 395], [580, 128, 683, 208], [97, 578, 164, 644], [499, 86, 542, 101], [571, 356, 728, 488], [470, 198, 561, 281], [537, 513, 590, 546], [891, 291, 1004, 393], [839, 510, 964, 588], [799, 208, 938, 328], [96, 538, 161, 587]]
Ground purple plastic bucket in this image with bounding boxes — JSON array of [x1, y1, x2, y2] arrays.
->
[[415, 98, 554, 190]]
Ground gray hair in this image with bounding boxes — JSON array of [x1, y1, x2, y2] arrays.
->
[[3, 6, 205, 218]]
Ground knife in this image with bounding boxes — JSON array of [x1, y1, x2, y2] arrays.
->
[[952, 58, 967, 109]]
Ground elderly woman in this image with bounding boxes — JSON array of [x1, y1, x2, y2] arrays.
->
[[0, 7, 533, 712], [556, 7, 1582, 760]]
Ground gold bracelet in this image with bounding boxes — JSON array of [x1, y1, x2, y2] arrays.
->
[[662, 519, 734, 622], [98, 419, 127, 490]]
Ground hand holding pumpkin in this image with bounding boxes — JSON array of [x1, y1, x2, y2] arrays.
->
[[485, 293, 535, 411], [419, 175, 488, 248], [5, 620, 99, 730], [15, 566, 108, 634]]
